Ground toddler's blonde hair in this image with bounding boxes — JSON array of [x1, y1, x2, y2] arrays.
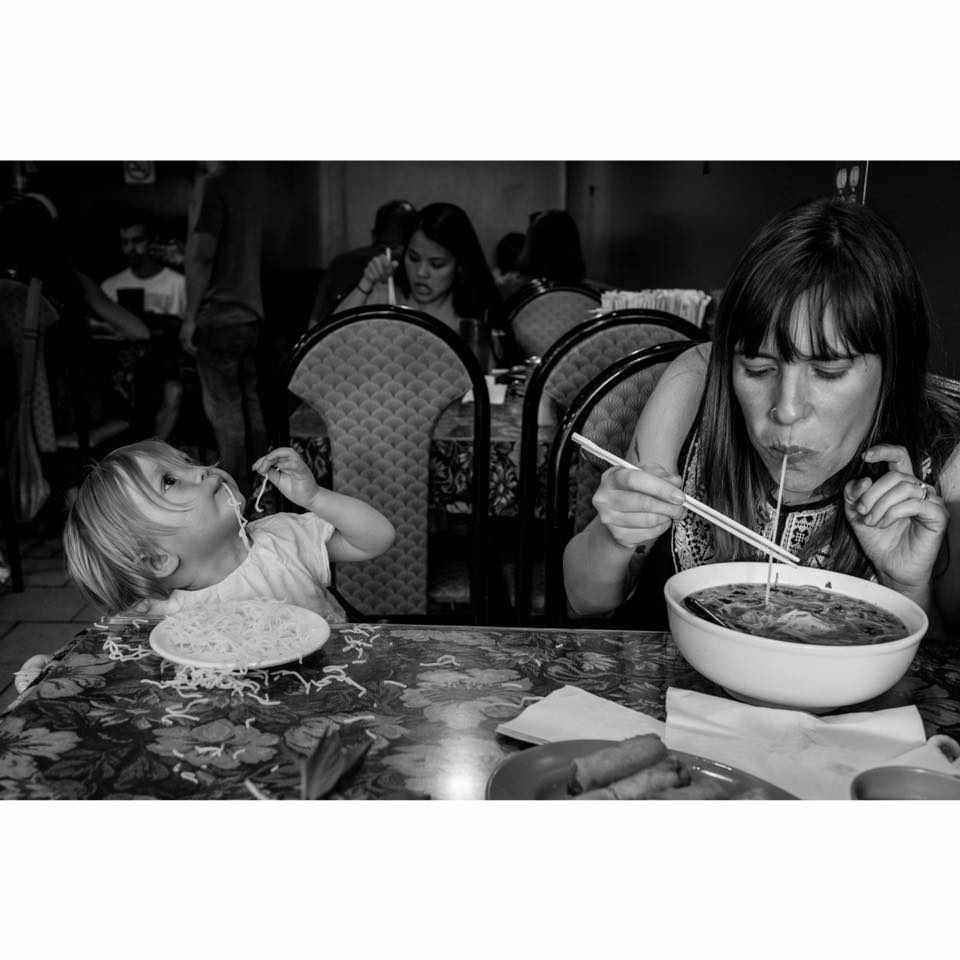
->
[[63, 440, 203, 612]]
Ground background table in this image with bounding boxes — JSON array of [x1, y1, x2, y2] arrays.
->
[[2, 621, 958, 800], [290, 395, 557, 518]]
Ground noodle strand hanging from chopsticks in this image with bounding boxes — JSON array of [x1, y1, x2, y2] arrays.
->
[[765, 452, 789, 605]]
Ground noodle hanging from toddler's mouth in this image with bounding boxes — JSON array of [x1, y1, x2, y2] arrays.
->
[[765, 452, 789, 606], [224, 485, 252, 550]]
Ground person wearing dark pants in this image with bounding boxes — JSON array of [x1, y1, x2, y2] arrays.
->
[[181, 162, 266, 496]]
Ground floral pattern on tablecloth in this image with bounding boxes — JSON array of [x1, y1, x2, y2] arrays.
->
[[2, 624, 958, 800]]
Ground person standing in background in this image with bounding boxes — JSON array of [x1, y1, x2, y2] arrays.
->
[[181, 162, 267, 497]]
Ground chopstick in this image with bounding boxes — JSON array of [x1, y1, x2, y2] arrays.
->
[[385, 247, 396, 306], [571, 433, 800, 566]]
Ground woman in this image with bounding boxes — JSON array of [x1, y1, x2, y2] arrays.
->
[[336, 202, 502, 337], [514, 209, 587, 287], [563, 197, 960, 638]]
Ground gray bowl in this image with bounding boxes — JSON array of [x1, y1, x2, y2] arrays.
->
[[850, 766, 960, 800]]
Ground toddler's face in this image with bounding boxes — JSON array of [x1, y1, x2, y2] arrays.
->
[[128, 455, 246, 565]]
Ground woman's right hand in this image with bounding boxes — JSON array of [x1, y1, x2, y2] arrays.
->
[[591, 462, 687, 552], [359, 252, 398, 292]]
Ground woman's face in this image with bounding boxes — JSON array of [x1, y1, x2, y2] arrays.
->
[[404, 230, 456, 305], [731, 300, 883, 504]]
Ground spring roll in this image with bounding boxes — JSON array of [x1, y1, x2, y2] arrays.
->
[[568, 734, 667, 795], [650, 776, 728, 800], [572, 755, 690, 800]]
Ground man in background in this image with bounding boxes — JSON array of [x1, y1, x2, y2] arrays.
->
[[308, 198, 416, 327], [101, 208, 187, 440], [101, 208, 186, 317], [181, 161, 266, 497]]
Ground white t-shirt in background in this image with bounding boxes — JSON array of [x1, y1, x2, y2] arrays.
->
[[101, 266, 187, 317]]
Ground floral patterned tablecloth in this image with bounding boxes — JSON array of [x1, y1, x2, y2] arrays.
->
[[2, 622, 958, 800]]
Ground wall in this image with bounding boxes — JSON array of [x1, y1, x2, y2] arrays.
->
[[566, 160, 836, 291], [316, 161, 565, 266], [862, 161, 960, 379]]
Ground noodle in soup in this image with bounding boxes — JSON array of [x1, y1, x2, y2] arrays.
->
[[686, 582, 909, 645]]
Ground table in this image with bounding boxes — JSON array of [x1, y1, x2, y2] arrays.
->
[[290, 394, 558, 518], [2, 621, 958, 800]]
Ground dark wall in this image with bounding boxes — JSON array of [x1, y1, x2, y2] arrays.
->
[[567, 160, 836, 291], [864, 161, 960, 379]]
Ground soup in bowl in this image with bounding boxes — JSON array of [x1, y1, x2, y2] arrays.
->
[[664, 562, 927, 712]]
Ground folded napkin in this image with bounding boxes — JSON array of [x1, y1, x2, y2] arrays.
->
[[463, 375, 507, 405], [664, 687, 960, 800], [495, 685, 665, 745]]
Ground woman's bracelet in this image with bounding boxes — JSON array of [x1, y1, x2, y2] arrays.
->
[[358, 282, 373, 296]]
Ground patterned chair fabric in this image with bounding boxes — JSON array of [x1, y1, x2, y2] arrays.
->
[[542, 341, 697, 625], [285, 307, 489, 619], [571, 357, 677, 534], [512, 309, 707, 624], [0, 278, 60, 454], [509, 283, 600, 358], [544, 322, 694, 410]]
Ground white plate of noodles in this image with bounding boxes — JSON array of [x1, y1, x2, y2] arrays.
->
[[149, 599, 330, 670]]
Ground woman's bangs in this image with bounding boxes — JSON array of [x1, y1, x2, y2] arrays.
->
[[734, 275, 882, 362]]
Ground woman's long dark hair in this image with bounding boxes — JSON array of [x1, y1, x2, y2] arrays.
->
[[698, 197, 951, 578], [515, 209, 586, 284], [395, 202, 501, 324]]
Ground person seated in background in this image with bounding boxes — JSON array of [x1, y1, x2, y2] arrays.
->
[[309, 199, 417, 328], [513, 209, 588, 288], [101, 208, 187, 440], [563, 197, 960, 639], [490, 230, 526, 303], [15, 440, 396, 691], [336, 201, 504, 349], [101, 208, 187, 317]]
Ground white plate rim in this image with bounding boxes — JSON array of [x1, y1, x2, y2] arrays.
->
[[148, 600, 330, 670]]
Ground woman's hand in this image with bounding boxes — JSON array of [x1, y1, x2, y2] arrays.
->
[[358, 252, 398, 293], [252, 447, 319, 510], [844, 443, 948, 594], [591, 462, 687, 552]]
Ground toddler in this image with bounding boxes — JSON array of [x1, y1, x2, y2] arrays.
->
[[14, 440, 395, 691]]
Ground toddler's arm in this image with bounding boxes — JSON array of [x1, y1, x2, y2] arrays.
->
[[252, 448, 395, 562]]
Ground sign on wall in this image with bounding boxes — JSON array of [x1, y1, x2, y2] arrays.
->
[[834, 161, 868, 203]]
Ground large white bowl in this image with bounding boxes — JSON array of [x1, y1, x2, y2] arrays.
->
[[664, 562, 927, 713]]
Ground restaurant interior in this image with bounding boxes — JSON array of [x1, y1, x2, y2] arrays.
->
[[2, 159, 960, 805]]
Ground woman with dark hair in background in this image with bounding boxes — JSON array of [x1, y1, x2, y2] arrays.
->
[[514, 209, 587, 287], [563, 197, 960, 638], [337, 201, 502, 337]]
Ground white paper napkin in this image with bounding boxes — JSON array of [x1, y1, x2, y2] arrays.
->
[[495, 685, 665, 745], [664, 687, 959, 799], [463, 376, 507, 405]]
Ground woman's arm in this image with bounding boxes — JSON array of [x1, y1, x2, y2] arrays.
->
[[562, 342, 710, 617], [334, 252, 395, 314]]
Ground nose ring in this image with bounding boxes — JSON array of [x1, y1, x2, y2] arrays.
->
[[770, 406, 777, 419]]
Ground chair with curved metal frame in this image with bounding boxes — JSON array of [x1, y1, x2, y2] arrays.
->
[[541, 340, 697, 626], [278, 305, 491, 623], [513, 308, 708, 624], [505, 279, 601, 359]]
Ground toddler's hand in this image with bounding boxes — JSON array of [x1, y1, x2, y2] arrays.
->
[[252, 447, 319, 510]]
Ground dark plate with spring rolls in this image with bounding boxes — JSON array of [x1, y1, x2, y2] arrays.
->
[[485, 737, 796, 800]]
